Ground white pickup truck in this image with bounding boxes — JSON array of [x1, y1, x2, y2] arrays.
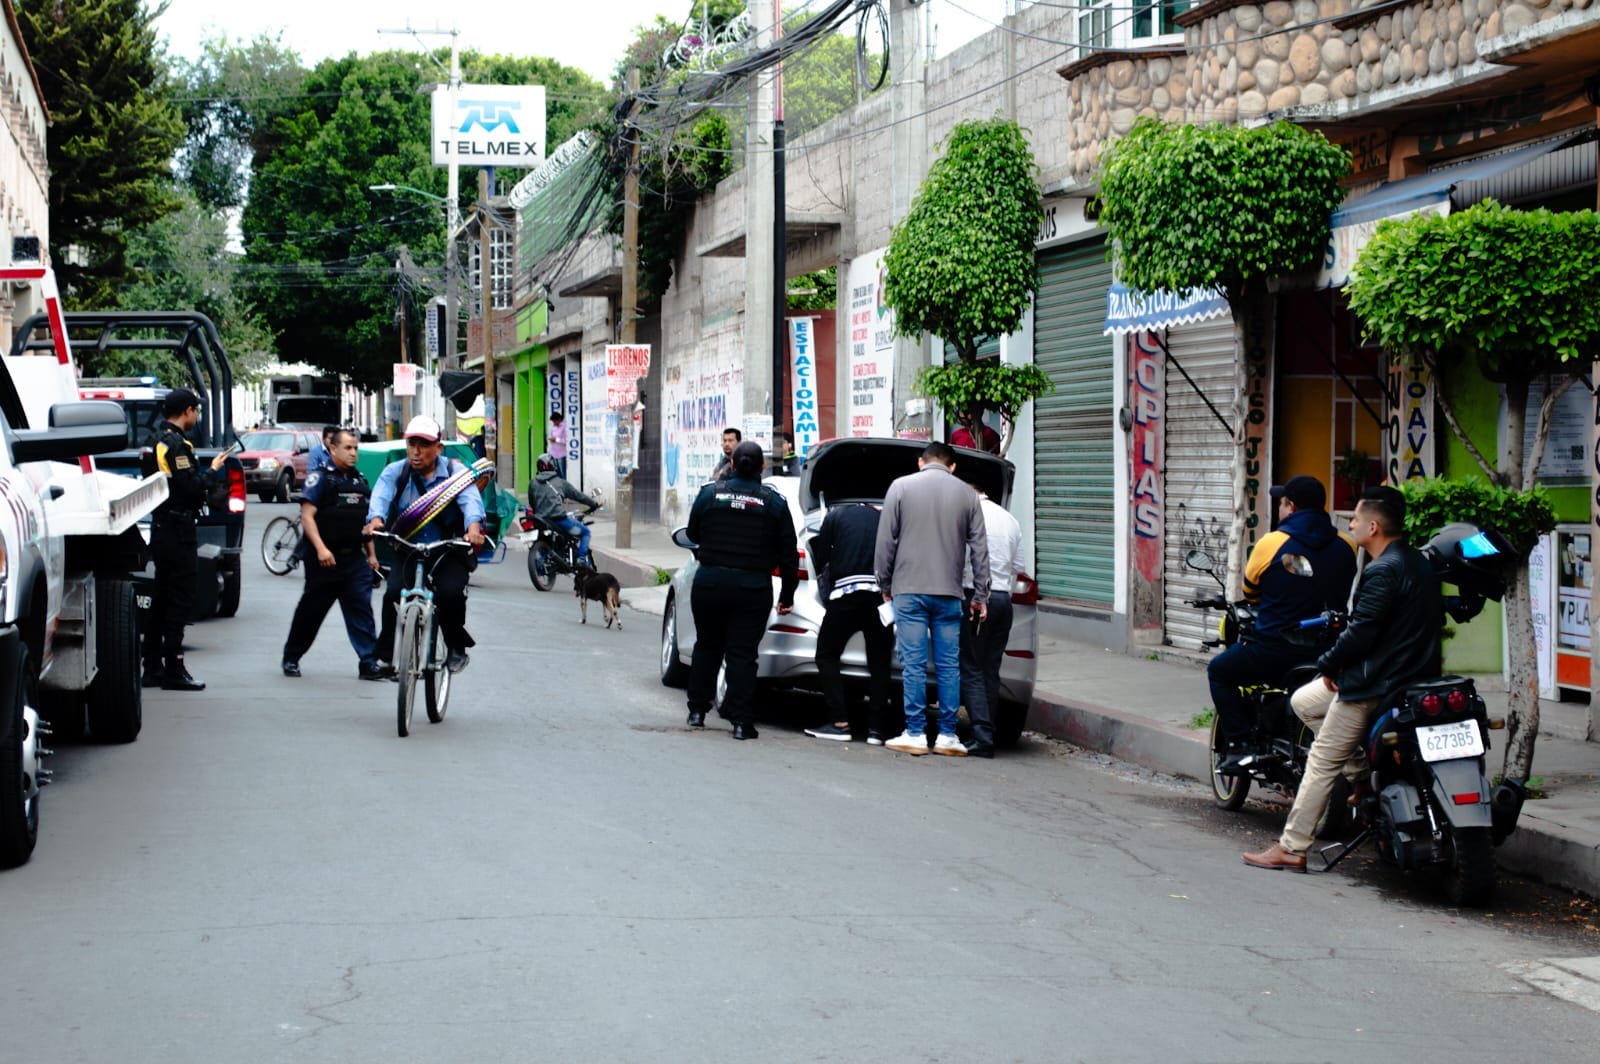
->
[[0, 267, 167, 868]]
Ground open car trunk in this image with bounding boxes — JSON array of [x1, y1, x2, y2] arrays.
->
[[799, 437, 1014, 512]]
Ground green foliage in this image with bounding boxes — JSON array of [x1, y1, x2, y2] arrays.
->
[[1399, 477, 1556, 555], [1345, 202, 1600, 372], [119, 188, 277, 382], [1188, 708, 1215, 730], [913, 360, 1053, 448], [787, 266, 836, 311], [16, 0, 185, 307], [884, 119, 1041, 361], [1095, 118, 1349, 298]]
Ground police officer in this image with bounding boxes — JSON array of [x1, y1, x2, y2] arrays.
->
[[684, 440, 798, 740], [143, 387, 226, 691], [281, 429, 387, 680]]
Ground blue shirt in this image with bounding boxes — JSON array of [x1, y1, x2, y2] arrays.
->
[[307, 442, 332, 473], [366, 455, 486, 543]]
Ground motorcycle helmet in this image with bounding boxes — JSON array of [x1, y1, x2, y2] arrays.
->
[[536, 452, 559, 474], [1423, 522, 1515, 603]]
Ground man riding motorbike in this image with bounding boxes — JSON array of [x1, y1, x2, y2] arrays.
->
[[1210, 475, 1357, 774], [529, 452, 601, 568]]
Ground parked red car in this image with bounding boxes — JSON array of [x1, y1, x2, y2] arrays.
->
[[237, 428, 318, 502]]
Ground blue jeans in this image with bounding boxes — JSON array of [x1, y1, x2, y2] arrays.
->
[[555, 515, 591, 563], [894, 594, 963, 735]]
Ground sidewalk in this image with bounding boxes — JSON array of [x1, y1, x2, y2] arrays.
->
[[592, 518, 1600, 900]]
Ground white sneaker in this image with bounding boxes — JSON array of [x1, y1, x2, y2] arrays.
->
[[885, 731, 929, 755], [933, 733, 968, 757]]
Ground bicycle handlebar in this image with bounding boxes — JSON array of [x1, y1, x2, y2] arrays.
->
[[368, 530, 495, 555]]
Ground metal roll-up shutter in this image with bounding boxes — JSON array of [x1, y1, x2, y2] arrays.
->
[[1161, 317, 1237, 649], [1033, 239, 1115, 607]]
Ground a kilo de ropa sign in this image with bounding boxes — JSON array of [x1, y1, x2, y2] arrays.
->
[[606, 344, 651, 409]]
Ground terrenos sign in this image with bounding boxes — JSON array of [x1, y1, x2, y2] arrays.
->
[[432, 85, 546, 166]]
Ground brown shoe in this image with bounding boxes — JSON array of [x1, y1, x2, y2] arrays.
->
[[1242, 843, 1307, 872]]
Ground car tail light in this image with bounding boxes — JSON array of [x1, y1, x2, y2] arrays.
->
[[227, 463, 246, 513], [769, 624, 808, 634], [774, 548, 808, 580], [1004, 649, 1034, 659], [1446, 689, 1468, 713], [1011, 572, 1039, 605], [1421, 693, 1442, 715], [1452, 793, 1481, 805]]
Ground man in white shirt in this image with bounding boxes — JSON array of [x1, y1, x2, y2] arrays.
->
[[960, 483, 1023, 758]]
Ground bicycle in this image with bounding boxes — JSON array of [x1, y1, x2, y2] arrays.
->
[[370, 532, 486, 738], [261, 514, 304, 575]]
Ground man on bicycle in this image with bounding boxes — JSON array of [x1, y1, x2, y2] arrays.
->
[[1210, 475, 1357, 773], [529, 452, 600, 569], [363, 416, 486, 674]]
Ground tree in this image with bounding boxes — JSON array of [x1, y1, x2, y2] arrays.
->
[[119, 187, 278, 382], [16, 0, 185, 307], [240, 50, 602, 387], [1346, 201, 1600, 779], [1096, 118, 1349, 592], [883, 118, 1047, 456]]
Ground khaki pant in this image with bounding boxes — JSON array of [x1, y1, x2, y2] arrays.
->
[[1279, 680, 1380, 855]]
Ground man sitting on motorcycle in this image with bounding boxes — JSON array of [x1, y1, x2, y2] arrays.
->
[[1211, 475, 1357, 773], [1242, 485, 1444, 872], [529, 452, 601, 568]]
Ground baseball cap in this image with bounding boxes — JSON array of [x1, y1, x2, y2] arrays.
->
[[403, 415, 442, 442], [1269, 475, 1326, 511]]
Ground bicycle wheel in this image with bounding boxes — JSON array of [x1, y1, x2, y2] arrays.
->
[[261, 516, 301, 575], [424, 620, 451, 723], [395, 602, 424, 737]]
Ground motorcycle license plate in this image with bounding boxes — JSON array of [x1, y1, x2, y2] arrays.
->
[[1417, 720, 1484, 762]]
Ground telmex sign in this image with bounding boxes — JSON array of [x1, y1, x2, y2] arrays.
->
[[431, 84, 547, 166]]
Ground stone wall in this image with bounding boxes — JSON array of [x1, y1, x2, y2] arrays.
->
[[1063, 1, 1600, 186]]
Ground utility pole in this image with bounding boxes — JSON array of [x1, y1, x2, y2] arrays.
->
[[772, 0, 787, 455], [479, 168, 497, 470], [889, 0, 928, 438], [398, 262, 412, 427], [616, 69, 641, 549], [743, 0, 776, 439]]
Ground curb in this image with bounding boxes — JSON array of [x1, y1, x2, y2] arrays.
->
[[590, 546, 664, 589], [1027, 688, 1600, 900]]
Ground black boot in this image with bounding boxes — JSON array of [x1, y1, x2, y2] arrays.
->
[[162, 656, 206, 692], [142, 661, 164, 688]]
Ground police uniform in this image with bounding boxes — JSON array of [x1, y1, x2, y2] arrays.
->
[[281, 465, 382, 675], [684, 456, 799, 737], [143, 418, 214, 687]]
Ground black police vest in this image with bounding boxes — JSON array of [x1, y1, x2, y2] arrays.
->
[[695, 483, 781, 572], [316, 469, 372, 551], [148, 423, 207, 513]]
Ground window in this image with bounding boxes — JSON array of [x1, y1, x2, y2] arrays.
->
[[1132, 0, 1188, 41], [470, 226, 515, 313], [1078, 0, 1111, 55], [1080, 0, 1193, 55]]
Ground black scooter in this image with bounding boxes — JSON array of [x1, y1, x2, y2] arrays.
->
[[1320, 522, 1527, 906]]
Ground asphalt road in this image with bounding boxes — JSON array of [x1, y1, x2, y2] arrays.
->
[[5, 502, 1600, 1063]]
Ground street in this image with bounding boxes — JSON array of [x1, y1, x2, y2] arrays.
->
[[5, 503, 1600, 1063]]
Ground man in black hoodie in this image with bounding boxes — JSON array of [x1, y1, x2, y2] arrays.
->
[[1210, 475, 1357, 771], [803, 503, 898, 744]]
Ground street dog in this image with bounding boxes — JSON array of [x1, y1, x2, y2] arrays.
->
[[577, 571, 623, 629]]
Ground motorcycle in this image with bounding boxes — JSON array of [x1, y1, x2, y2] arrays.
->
[[1322, 522, 1527, 907], [1184, 551, 1349, 837], [521, 506, 597, 592]]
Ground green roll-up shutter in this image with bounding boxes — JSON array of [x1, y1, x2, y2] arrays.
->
[[1034, 239, 1115, 607]]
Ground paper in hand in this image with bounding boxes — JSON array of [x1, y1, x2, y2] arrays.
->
[[877, 600, 895, 628]]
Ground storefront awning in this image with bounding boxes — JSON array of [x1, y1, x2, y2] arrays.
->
[[1103, 282, 1230, 336], [1317, 131, 1594, 288]]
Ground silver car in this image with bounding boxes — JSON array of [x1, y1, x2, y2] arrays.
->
[[659, 438, 1039, 745]]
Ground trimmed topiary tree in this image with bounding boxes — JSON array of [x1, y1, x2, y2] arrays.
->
[[1096, 118, 1349, 596], [883, 118, 1049, 456], [1347, 201, 1600, 778]]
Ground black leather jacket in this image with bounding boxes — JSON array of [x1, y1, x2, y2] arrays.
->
[[1315, 540, 1443, 703]]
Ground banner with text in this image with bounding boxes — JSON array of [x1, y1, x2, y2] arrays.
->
[[605, 344, 651, 409], [789, 317, 820, 458], [845, 250, 894, 437]]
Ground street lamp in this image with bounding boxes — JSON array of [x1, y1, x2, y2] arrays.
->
[[369, 183, 462, 376]]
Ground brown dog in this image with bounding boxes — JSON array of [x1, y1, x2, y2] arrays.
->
[[577, 571, 623, 629]]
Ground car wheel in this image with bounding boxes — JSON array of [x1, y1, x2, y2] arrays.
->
[[0, 642, 40, 868], [257, 491, 274, 504], [216, 569, 241, 618], [273, 470, 291, 503], [994, 699, 1028, 748], [660, 594, 689, 688]]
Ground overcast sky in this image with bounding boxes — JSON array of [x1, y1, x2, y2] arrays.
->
[[152, 1, 1008, 85]]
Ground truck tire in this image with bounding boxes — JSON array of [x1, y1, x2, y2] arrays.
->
[[274, 470, 291, 503], [1, 642, 41, 868], [86, 578, 142, 744], [217, 568, 241, 618]]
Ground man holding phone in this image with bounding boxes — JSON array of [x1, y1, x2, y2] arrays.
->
[[874, 442, 989, 756]]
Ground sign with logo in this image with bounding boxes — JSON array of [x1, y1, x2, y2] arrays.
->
[[393, 363, 417, 396], [789, 317, 820, 458], [432, 84, 546, 167], [605, 344, 651, 409]]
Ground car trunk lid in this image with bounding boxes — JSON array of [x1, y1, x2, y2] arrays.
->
[[799, 437, 1013, 512]]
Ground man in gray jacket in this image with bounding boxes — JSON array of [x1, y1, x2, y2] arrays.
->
[[875, 442, 989, 756]]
